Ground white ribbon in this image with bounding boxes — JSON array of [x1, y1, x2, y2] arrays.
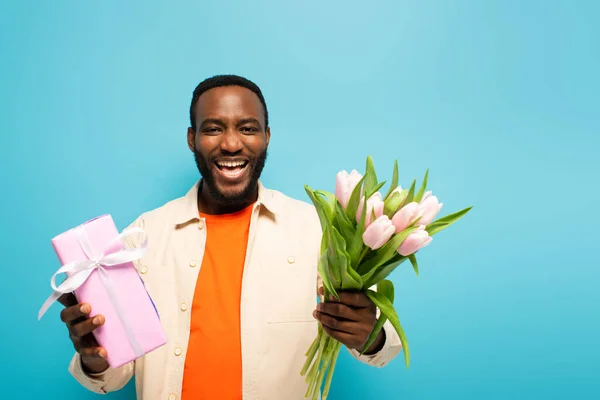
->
[[38, 225, 149, 359]]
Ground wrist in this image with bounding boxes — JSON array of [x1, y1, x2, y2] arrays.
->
[[81, 357, 109, 376], [364, 329, 386, 355]]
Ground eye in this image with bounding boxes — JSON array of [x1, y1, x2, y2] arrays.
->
[[203, 127, 221, 134], [240, 126, 259, 133]]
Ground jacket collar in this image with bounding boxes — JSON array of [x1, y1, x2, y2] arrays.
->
[[175, 179, 279, 225]]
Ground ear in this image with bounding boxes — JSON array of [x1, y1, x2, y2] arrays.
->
[[187, 127, 196, 152], [265, 126, 271, 146]]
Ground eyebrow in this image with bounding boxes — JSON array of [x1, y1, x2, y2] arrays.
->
[[200, 118, 226, 128], [237, 118, 261, 127], [199, 117, 262, 128]]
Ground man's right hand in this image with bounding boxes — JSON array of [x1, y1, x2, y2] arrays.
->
[[58, 293, 109, 374]]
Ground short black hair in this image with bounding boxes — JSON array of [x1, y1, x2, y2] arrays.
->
[[189, 74, 269, 131]]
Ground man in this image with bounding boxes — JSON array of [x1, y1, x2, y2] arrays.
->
[[58, 75, 402, 400]]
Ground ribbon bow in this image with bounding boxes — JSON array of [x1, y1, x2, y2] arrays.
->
[[38, 225, 149, 358]]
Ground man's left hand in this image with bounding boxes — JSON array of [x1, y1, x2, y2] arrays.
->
[[313, 287, 385, 355]]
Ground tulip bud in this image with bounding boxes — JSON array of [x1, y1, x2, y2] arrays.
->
[[391, 202, 422, 233], [391, 186, 403, 195], [357, 192, 385, 226], [418, 191, 443, 226], [397, 225, 432, 256], [362, 215, 396, 250], [335, 169, 363, 209]]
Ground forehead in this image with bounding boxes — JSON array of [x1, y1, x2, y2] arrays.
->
[[195, 86, 264, 122]]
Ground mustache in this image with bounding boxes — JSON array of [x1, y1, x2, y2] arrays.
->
[[193, 149, 268, 204]]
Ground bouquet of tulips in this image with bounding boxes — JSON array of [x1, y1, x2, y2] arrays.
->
[[301, 156, 472, 400]]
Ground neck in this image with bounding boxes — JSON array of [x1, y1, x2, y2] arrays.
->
[[197, 181, 258, 215]]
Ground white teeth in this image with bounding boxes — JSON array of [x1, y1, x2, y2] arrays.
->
[[218, 161, 246, 168]]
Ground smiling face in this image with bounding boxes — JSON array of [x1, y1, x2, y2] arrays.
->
[[187, 85, 270, 212]]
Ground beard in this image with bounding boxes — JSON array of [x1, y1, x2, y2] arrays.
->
[[193, 148, 268, 206]]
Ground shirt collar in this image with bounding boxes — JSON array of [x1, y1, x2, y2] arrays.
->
[[175, 179, 280, 225]]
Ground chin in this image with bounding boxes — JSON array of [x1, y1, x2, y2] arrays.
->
[[213, 181, 253, 204]]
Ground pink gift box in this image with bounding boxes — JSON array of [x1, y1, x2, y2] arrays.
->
[[51, 215, 167, 368]]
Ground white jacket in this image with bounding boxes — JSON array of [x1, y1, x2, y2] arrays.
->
[[69, 181, 402, 399]]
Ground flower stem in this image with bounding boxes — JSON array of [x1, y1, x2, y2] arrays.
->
[[313, 335, 333, 400], [322, 342, 342, 400], [301, 334, 320, 376], [357, 246, 370, 268]]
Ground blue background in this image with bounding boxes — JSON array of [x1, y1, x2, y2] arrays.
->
[[1, 1, 598, 398]]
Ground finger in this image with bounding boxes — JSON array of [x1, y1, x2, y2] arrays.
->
[[70, 315, 105, 338], [57, 293, 78, 307], [321, 325, 358, 348], [313, 310, 357, 334], [80, 347, 110, 374], [80, 332, 100, 348], [60, 303, 91, 324], [318, 286, 324, 296], [317, 302, 359, 322], [69, 333, 82, 351], [80, 346, 107, 359], [333, 291, 372, 308]]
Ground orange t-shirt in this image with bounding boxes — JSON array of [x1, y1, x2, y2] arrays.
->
[[181, 204, 254, 400]]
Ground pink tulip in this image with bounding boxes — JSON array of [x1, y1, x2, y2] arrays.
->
[[335, 169, 363, 209], [356, 192, 385, 226], [397, 226, 432, 256], [418, 191, 443, 226], [363, 215, 396, 250], [391, 202, 422, 233]]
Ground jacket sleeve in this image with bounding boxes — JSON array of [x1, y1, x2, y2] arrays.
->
[[68, 215, 146, 393], [69, 353, 134, 394], [346, 315, 403, 368]]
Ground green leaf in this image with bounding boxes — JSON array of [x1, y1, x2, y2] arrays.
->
[[357, 226, 417, 279], [324, 225, 342, 288], [344, 264, 364, 291], [307, 186, 341, 294], [377, 279, 395, 303], [333, 229, 362, 290], [366, 181, 386, 200], [384, 160, 399, 200], [364, 155, 378, 195], [404, 179, 417, 204], [315, 189, 336, 210], [364, 255, 407, 288], [319, 254, 338, 299], [360, 280, 395, 355], [319, 231, 339, 298], [348, 193, 368, 266], [330, 226, 362, 290], [313, 190, 336, 223], [366, 289, 410, 367], [360, 314, 387, 356], [408, 254, 418, 276], [414, 169, 429, 203], [384, 188, 409, 218], [426, 206, 473, 236], [334, 201, 354, 244], [345, 176, 366, 221], [305, 185, 334, 232]]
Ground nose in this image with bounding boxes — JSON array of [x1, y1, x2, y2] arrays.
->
[[220, 129, 243, 153]]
